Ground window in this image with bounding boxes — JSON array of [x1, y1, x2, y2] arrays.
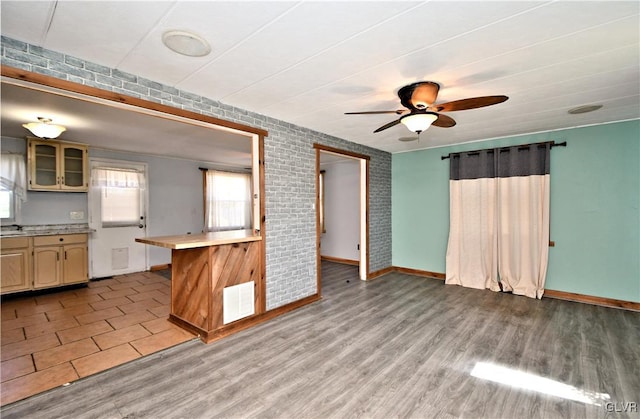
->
[[92, 167, 144, 227], [0, 153, 27, 224], [204, 170, 252, 232], [0, 186, 14, 221]]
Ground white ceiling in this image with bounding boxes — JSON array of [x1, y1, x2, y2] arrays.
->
[[1, 1, 638, 156]]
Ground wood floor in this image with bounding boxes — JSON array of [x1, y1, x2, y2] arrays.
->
[[1, 262, 638, 418]]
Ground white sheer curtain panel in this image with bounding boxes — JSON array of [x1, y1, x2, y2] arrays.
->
[[0, 153, 27, 202], [0, 154, 27, 222], [205, 170, 252, 232]]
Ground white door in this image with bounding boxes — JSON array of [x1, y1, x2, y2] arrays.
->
[[88, 159, 148, 278]]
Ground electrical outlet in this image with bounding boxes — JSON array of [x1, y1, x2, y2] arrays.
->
[[70, 211, 84, 220]]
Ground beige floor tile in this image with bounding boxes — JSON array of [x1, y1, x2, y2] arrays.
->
[[141, 317, 175, 334], [148, 305, 170, 318], [56, 320, 113, 345], [33, 338, 100, 370], [127, 289, 168, 303], [1, 333, 60, 362], [1, 306, 17, 321], [108, 281, 143, 290], [1, 362, 78, 406], [1, 327, 25, 345], [98, 288, 138, 300], [74, 307, 124, 325], [72, 344, 141, 378], [23, 317, 80, 339], [89, 296, 133, 311], [93, 324, 151, 350], [130, 327, 195, 356], [106, 310, 157, 330], [1, 355, 34, 382], [88, 278, 119, 288], [15, 301, 63, 317], [46, 303, 94, 322], [117, 298, 163, 315], [1, 312, 48, 332], [59, 294, 105, 308], [133, 283, 168, 293]]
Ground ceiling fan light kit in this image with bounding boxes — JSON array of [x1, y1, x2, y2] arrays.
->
[[346, 81, 508, 134], [400, 112, 438, 134], [22, 117, 66, 139]]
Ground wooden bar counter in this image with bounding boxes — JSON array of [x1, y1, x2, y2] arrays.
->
[[136, 230, 263, 342]]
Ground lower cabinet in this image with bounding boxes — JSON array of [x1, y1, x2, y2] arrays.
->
[[0, 237, 32, 293], [1, 233, 88, 295]]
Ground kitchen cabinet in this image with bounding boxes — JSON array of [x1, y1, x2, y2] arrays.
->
[[28, 137, 88, 191], [0, 237, 32, 294], [33, 234, 88, 289]]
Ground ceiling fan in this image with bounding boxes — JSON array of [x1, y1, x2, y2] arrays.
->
[[345, 81, 508, 134]]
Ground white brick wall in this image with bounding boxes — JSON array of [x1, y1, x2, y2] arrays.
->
[[1, 36, 392, 309]]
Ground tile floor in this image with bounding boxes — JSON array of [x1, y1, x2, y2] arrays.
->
[[0, 270, 196, 406]]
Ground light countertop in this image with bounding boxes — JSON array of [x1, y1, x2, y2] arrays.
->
[[135, 229, 262, 250], [1, 224, 94, 238]]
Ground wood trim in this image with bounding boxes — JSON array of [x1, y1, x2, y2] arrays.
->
[[2, 65, 269, 137], [313, 143, 370, 161], [394, 266, 446, 280], [315, 148, 322, 299], [544, 289, 640, 311], [258, 134, 266, 315], [367, 266, 394, 280], [173, 293, 322, 344], [320, 256, 359, 266], [149, 264, 170, 272], [364, 160, 370, 279]]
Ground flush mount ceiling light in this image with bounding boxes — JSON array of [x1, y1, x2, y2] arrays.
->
[[568, 104, 603, 114], [400, 112, 438, 134], [162, 30, 211, 57], [22, 117, 66, 139]]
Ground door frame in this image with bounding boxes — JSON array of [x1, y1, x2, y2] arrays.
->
[[314, 144, 370, 297], [88, 157, 149, 278]]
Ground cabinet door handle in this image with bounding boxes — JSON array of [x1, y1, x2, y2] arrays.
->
[[65, 251, 67, 260], [56, 252, 60, 261]]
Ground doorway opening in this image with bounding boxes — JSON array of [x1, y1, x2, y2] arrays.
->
[[315, 144, 369, 297]]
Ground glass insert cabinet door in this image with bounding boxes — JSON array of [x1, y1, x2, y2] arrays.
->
[[28, 138, 88, 191], [62, 145, 86, 188], [33, 143, 58, 188]]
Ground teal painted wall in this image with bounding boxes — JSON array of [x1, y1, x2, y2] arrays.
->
[[392, 120, 640, 302]]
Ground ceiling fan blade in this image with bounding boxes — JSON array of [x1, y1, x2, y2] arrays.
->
[[432, 95, 508, 112], [373, 118, 401, 133], [344, 110, 405, 115], [399, 81, 440, 110], [433, 113, 456, 128]]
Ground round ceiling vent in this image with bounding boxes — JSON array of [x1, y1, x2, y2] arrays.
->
[[162, 30, 211, 57]]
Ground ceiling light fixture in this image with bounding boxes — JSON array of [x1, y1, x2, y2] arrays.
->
[[162, 30, 211, 57], [22, 117, 66, 139], [400, 112, 438, 134], [568, 104, 603, 115]]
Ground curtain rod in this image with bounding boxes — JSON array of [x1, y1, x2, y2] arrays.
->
[[441, 141, 567, 160]]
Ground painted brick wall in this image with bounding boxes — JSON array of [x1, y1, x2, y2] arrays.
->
[[1, 36, 392, 310]]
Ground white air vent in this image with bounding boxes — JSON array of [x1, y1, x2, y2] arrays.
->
[[111, 247, 129, 270], [223, 281, 255, 324]]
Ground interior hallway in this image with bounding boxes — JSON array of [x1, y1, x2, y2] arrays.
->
[[1, 270, 195, 405], [2, 261, 638, 418]]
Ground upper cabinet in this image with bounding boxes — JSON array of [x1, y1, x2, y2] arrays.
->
[[27, 137, 88, 192]]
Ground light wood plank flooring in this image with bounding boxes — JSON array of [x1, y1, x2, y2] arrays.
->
[[1, 262, 638, 418]]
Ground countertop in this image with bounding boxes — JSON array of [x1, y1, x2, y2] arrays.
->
[[0, 224, 95, 238], [135, 229, 262, 250]]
